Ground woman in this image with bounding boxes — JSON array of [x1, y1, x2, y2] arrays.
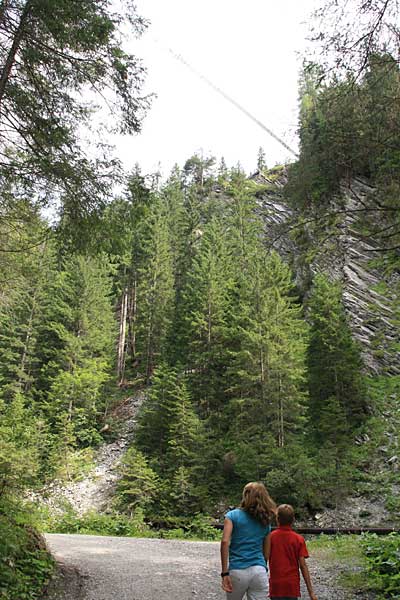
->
[[220, 481, 276, 600]]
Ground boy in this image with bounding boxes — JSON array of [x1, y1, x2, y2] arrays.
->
[[265, 504, 318, 600]]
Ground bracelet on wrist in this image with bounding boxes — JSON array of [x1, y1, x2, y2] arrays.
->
[[221, 571, 230, 577]]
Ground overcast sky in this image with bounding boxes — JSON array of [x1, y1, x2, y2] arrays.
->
[[112, 0, 319, 177]]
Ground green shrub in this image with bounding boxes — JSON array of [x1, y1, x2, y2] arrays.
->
[[361, 533, 400, 598], [48, 446, 95, 483], [43, 505, 221, 541], [156, 513, 220, 541], [0, 499, 54, 600], [161, 527, 186, 539], [385, 495, 400, 517], [186, 513, 220, 541], [46, 506, 156, 538]]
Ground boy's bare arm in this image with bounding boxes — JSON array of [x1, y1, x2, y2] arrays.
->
[[299, 557, 318, 600]]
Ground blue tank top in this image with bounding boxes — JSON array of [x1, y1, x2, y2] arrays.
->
[[225, 508, 271, 570]]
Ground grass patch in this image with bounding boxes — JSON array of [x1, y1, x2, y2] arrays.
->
[[307, 535, 373, 595], [307, 533, 400, 597], [308, 533, 362, 560]]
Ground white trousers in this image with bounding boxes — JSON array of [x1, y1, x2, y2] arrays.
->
[[226, 565, 269, 600]]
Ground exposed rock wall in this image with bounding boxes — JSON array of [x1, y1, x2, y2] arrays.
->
[[252, 169, 399, 374]]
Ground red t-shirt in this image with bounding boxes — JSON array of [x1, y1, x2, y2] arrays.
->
[[269, 525, 309, 598]]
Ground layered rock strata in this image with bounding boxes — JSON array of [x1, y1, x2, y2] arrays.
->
[[252, 169, 399, 374]]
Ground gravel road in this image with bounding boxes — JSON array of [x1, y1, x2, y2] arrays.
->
[[45, 534, 223, 600], [45, 533, 369, 600]]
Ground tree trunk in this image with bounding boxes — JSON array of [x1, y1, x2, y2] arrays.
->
[[132, 277, 137, 359], [207, 294, 212, 346], [117, 287, 128, 383], [0, 0, 32, 108], [145, 269, 158, 384], [0, 0, 10, 28], [278, 373, 284, 448], [145, 308, 154, 384], [259, 335, 265, 403], [126, 276, 137, 367], [17, 292, 36, 390]]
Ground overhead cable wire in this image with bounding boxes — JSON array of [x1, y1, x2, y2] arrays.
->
[[153, 38, 298, 158]]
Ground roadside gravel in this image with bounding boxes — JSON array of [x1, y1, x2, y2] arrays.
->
[[45, 534, 373, 600]]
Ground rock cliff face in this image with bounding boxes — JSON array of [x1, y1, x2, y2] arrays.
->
[[252, 168, 399, 375]]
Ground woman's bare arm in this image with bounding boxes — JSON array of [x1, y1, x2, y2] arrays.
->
[[220, 518, 233, 593], [263, 533, 271, 562]]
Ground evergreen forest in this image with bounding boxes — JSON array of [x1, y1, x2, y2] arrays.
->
[[1, 0, 400, 598]]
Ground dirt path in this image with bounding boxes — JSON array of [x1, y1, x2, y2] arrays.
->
[[45, 533, 369, 600]]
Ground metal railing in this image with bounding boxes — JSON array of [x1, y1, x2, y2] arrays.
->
[[214, 524, 399, 535], [292, 527, 399, 535]]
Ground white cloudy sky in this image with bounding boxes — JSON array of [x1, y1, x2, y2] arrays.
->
[[112, 0, 319, 177]]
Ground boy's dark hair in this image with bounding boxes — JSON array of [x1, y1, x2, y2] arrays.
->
[[277, 504, 295, 525]]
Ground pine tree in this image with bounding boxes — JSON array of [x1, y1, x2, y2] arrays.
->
[[257, 147, 267, 171], [184, 217, 234, 417], [42, 254, 116, 445], [137, 198, 174, 382], [307, 273, 367, 442], [135, 365, 205, 514], [0, 215, 56, 404], [227, 251, 308, 452], [0, 0, 150, 229], [104, 168, 152, 384], [116, 446, 159, 513], [226, 171, 262, 275], [218, 157, 228, 182], [135, 366, 178, 466], [166, 376, 203, 471], [164, 163, 207, 367], [0, 392, 41, 496], [305, 273, 368, 504]]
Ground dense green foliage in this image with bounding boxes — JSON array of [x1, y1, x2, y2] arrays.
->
[[1, 2, 400, 597], [0, 2, 150, 596], [306, 533, 400, 598], [1, 155, 374, 533], [109, 164, 371, 518], [289, 55, 400, 205], [0, 0, 150, 241], [361, 533, 400, 598], [0, 498, 54, 600], [306, 274, 368, 505], [42, 506, 154, 538], [287, 54, 400, 258], [39, 506, 220, 541], [311, 533, 400, 599]]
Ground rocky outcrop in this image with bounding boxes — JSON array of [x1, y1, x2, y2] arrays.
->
[[252, 168, 399, 374]]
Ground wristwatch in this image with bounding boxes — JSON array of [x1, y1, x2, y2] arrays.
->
[[221, 572, 230, 577]]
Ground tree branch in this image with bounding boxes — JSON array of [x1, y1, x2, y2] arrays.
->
[[0, 0, 32, 108]]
